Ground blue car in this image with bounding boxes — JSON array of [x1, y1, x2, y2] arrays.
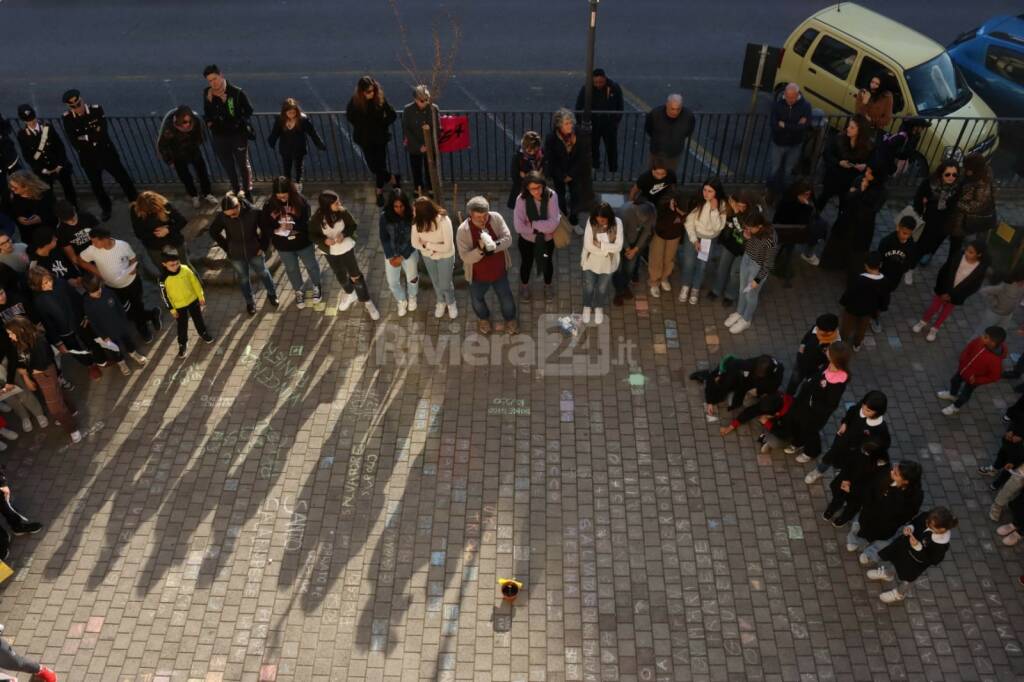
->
[[948, 15, 1024, 117]]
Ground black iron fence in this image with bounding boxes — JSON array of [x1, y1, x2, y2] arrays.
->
[[5, 110, 1023, 191]]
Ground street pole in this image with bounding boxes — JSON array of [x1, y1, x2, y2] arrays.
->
[[737, 43, 769, 178], [576, 0, 599, 211]]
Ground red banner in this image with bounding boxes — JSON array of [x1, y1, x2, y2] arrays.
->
[[438, 115, 470, 153]]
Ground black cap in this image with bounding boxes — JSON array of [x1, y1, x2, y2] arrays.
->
[[592, 68, 606, 78], [62, 89, 81, 104], [816, 313, 839, 332], [17, 104, 36, 121], [865, 252, 883, 269]]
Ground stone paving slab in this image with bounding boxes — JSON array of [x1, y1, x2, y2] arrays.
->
[[1, 190, 1023, 681]]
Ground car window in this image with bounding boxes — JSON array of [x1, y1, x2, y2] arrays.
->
[[986, 44, 1024, 87], [793, 28, 819, 57], [854, 56, 906, 112], [810, 35, 857, 81], [905, 52, 972, 116]]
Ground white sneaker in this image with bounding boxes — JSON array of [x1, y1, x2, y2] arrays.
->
[[204, 194, 219, 205], [801, 253, 820, 266], [0, 441, 6, 451], [192, 196, 201, 209], [130, 352, 149, 366], [447, 303, 458, 319], [845, 543, 859, 552], [729, 319, 750, 334], [858, 552, 872, 566], [365, 301, 381, 320], [649, 286, 660, 299], [804, 469, 822, 484], [118, 360, 131, 376], [37, 415, 49, 428], [689, 292, 699, 305], [724, 312, 741, 327], [660, 280, 671, 292], [0, 428, 17, 441], [936, 390, 955, 401], [912, 320, 927, 333], [903, 271, 914, 286], [795, 453, 812, 464], [879, 589, 905, 604], [397, 299, 409, 317], [677, 285, 690, 303], [594, 308, 604, 325], [407, 297, 418, 312], [21, 417, 32, 433], [338, 291, 357, 312], [434, 303, 446, 318], [866, 568, 889, 581], [941, 404, 959, 416], [582, 307, 592, 324], [70, 430, 83, 443], [784, 445, 800, 455], [926, 328, 938, 342]]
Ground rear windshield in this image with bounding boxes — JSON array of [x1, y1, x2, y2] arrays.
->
[[905, 52, 972, 116]]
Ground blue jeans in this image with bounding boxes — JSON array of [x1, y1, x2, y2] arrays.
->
[[277, 245, 322, 293], [422, 254, 456, 305], [710, 248, 741, 300], [230, 255, 277, 306], [470, 274, 517, 321], [678, 240, 711, 290], [384, 251, 420, 302], [582, 270, 613, 308], [768, 143, 802, 195], [846, 519, 893, 564], [736, 253, 765, 322], [612, 251, 641, 294]]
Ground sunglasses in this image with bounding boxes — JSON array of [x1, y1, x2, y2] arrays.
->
[[943, 172, 959, 178], [66, 99, 82, 108]]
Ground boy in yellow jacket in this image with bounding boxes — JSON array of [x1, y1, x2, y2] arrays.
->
[[158, 248, 214, 358]]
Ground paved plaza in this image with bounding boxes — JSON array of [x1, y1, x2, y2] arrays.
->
[[1, 191, 1023, 682]]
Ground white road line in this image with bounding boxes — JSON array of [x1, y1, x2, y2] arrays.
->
[[451, 79, 516, 144], [161, 79, 178, 108]]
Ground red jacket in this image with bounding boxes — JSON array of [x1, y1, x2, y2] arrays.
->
[[958, 337, 1007, 386]]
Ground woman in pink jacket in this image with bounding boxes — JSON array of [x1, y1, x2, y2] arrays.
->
[[512, 171, 560, 302]]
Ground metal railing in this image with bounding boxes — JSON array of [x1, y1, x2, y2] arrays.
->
[[5, 111, 1023, 191]]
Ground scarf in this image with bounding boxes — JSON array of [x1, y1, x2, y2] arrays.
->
[[559, 129, 576, 152], [930, 178, 958, 211], [524, 188, 550, 222], [518, 148, 543, 174]]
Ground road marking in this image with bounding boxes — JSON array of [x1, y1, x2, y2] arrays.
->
[[451, 78, 516, 144], [620, 84, 732, 176], [161, 79, 177, 108]]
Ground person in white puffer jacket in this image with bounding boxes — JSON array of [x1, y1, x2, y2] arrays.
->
[[580, 202, 624, 325]]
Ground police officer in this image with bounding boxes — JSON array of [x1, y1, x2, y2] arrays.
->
[[16, 104, 77, 208], [60, 89, 137, 221], [202, 65, 255, 197]]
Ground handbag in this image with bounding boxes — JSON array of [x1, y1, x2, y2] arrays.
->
[[553, 214, 572, 249], [895, 204, 926, 242]]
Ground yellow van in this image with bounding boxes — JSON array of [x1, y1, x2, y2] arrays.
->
[[774, 2, 999, 171]]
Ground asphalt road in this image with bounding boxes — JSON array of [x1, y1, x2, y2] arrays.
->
[[0, 0, 1019, 118]]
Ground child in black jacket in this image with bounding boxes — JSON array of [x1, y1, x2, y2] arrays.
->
[[839, 252, 889, 351], [773, 341, 853, 462], [978, 413, 1024, 490], [785, 313, 840, 395], [804, 390, 890, 479], [823, 440, 890, 528], [873, 216, 918, 332], [869, 507, 957, 604], [689, 354, 783, 423], [913, 240, 989, 342]]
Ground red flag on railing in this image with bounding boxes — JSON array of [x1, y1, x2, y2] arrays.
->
[[438, 115, 470, 152]]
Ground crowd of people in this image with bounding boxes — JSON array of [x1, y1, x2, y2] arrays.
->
[[0, 66, 1020, 676]]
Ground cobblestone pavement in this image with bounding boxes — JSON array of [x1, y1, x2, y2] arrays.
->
[[2, 192, 1023, 682]]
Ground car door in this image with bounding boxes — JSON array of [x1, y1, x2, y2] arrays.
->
[[802, 33, 860, 114]]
